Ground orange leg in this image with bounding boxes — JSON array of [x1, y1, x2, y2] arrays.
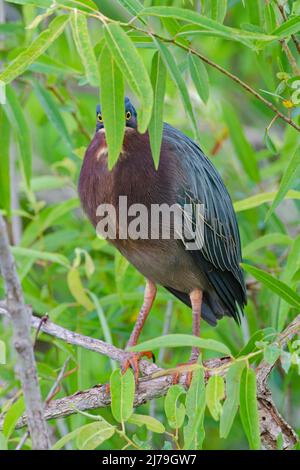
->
[[121, 280, 157, 382], [173, 288, 203, 387]]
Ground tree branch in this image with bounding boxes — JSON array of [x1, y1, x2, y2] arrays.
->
[[0, 215, 49, 450], [1, 303, 299, 449]]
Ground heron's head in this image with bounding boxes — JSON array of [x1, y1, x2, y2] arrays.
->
[[96, 97, 137, 132]]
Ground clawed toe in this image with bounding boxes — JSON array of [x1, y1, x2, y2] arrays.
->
[[121, 351, 154, 383], [171, 360, 198, 388]]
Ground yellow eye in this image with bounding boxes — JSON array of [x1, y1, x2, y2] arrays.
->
[[97, 113, 103, 122], [126, 111, 132, 120]]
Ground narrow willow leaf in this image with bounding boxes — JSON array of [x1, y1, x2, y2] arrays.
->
[[4, 86, 31, 189], [70, 10, 99, 87], [220, 361, 246, 438], [3, 397, 25, 440], [278, 235, 300, 330], [104, 23, 153, 133], [0, 340, 5, 364], [0, 15, 69, 83], [0, 108, 11, 217], [11, 246, 70, 268], [272, 16, 300, 38], [33, 81, 72, 148], [264, 2, 276, 33], [188, 53, 209, 104], [263, 129, 277, 154], [76, 421, 115, 450], [263, 344, 281, 365], [211, 0, 227, 23], [265, 148, 300, 221], [234, 189, 300, 212], [148, 51, 166, 168], [153, 39, 200, 141], [205, 375, 225, 421], [140, 6, 276, 46], [242, 263, 300, 309], [237, 328, 276, 358], [239, 367, 260, 450], [223, 103, 259, 183], [183, 362, 206, 449], [164, 385, 186, 429], [130, 333, 232, 356], [67, 267, 94, 311], [128, 414, 165, 433], [99, 46, 125, 169], [243, 233, 292, 257], [110, 368, 135, 423], [117, 0, 146, 24], [52, 427, 83, 450]]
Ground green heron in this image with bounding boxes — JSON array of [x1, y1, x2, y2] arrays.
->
[[78, 97, 246, 381]]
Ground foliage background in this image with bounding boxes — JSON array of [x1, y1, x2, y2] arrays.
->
[[0, 0, 300, 450]]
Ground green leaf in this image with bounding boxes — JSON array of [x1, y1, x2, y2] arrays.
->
[[0, 15, 70, 83], [234, 189, 300, 212], [164, 385, 186, 429], [110, 368, 135, 423], [0, 340, 6, 365], [239, 367, 260, 450], [148, 51, 166, 169], [130, 333, 232, 356], [52, 427, 83, 450], [33, 81, 72, 149], [4, 86, 31, 189], [265, 148, 300, 221], [128, 414, 165, 433], [0, 108, 11, 217], [11, 246, 70, 268], [67, 267, 94, 311], [104, 23, 153, 133], [277, 235, 300, 330], [188, 53, 209, 104], [140, 6, 276, 46], [205, 375, 225, 421], [76, 421, 115, 450], [223, 103, 259, 183], [220, 361, 246, 438], [153, 38, 200, 141], [243, 233, 292, 257], [117, 0, 146, 23], [263, 129, 277, 154], [183, 364, 206, 449], [210, 0, 227, 23], [70, 10, 99, 87], [263, 344, 281, 366], [237, 328, 276, 358], [272, 16, 300, 38], [242, 263, 300, 309], [3, 397, 25, 440], [264, 2, 276, 33], [99, 46, 125, 169]]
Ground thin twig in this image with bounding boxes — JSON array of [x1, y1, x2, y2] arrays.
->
[[46, 84, 91, 141], [0, 215, 49, 449], [275, 0, 300, 55]]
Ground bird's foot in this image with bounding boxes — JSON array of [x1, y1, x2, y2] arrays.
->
[[172, 359, 199, 388], [121, 351, 154, 384]]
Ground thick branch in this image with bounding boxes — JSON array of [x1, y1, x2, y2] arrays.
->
[[0, 215, 49, 450], [1, 304, 299, 449]]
